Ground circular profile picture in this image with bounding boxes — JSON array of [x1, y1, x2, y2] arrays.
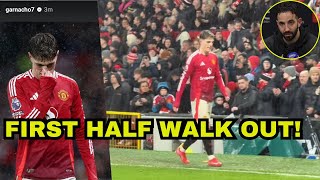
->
[[261, 0, 320, 60]]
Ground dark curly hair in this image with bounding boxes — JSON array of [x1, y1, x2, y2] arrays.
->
[[29, 33, 58, 62]]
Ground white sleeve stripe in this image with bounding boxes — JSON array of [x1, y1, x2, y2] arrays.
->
[[9, 78, 13, 97], [26, 108, 36, 118], [28, 109, 39, 119], [33, 111, 41, 119], [11, 74, 23, 97]]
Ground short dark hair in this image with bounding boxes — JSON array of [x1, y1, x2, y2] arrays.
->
[[199, 30, 215, 39], [275, 2, 299, 19], [237, 76, 248, 82], [29, 33, 58, 62]]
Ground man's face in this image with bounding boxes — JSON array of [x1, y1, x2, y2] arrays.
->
[[151, 22, 157, 30], [121, 19, 129, 29], [237, 55, 246, 64], [221, 51, 229, 61], [199, 37, 214, 54], [263, 60, 271, 70], [299, 71, 309, 85], [311, 73, 320, 83], [134, 73, 141, 81], [134, 17, 139, 25], [106, 1, 114, 10], [235, 22, 242, 31], [181, 42, 190, 52], [164, 39, 171, 48], [193, 40, 200, 49], [215, 32, 222, 40], [244, 42, 252, 50], [276, 11, 302, 41], [30, 52, 58, 79], [237, 79, 248, 90], [110, 75, 118, 84]]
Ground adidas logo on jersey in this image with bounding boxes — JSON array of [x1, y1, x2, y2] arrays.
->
[[30, 92, 39, 100], [200, 62, 205, 66]]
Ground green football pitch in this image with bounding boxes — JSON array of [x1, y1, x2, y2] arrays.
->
[[110, 148, 320, 180]]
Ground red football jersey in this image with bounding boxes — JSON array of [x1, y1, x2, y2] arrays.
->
[[7, 69, 97, 180], [174, 50, 228, 108]]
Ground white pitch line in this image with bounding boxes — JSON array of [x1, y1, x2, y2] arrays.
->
[[111, 163, 320, 179]]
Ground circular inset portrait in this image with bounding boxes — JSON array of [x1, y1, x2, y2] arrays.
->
[[261, 0, 319, 60]]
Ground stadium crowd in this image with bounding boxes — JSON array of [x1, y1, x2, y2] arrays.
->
[[98, 0, 320, 119]]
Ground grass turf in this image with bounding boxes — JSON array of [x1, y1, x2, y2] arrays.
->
[[109, 148, 320, 180]]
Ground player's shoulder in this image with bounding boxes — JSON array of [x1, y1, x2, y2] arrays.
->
[[8, 70, 34, 85], [56, 72, 77, 84], [187, 50, 201, 62]]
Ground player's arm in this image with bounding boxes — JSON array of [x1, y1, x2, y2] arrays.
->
[[214, 56, 229, 100], [7, 75, 56, 119], [71, 82, 98, 180], [174, 56, 195, 109]]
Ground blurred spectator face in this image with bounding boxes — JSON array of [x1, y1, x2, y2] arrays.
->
[[160, 89, 168, 96], [196, 10, 202, 18], [164, 39, 172, 48], [134, 17, 140, 26], [235, 22, 242, 31], [299, 70, 309, 85], [182, 41, 191, 52], [283, 72, 290, 79], [243, 42, 252, 50], [110, 74, 118, 84], [141, 0, 148, 7], [111, 35, 121, 42], [236, 61, 244, 68], [122, 19, 130, 29], [140, 11, 146, 19], [140, 82, 150, 93], [140, 31, 146, 39], [171, 74, 180, 81], [110, 53, 117, 61], [151, 22, 157, 30], [141, 56, 150, 66], [108, 26, 116, 34], [193, 40, 200, 49], [100, 38, 108, 48], [187, 49, 193, 57], [221, 51, 229, 61], [134, 72, 142, 81], [169, 16, 177, 26], [263, 60, 271, 70], [276, 12, 302, 42], [228, 23, 235, 32], [215, 97, 224, 105], [153, 35, 162, 43], [306, 58, 316, 67], [311, 72, 320, 83], [215, 32, 223, 41], [149, 49, 157, 57], [237, 55, 246, 64], [237, 79, 249, 91], [106, 1, 114, 10]]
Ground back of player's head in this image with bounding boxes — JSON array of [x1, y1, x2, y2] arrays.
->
[[199, 30, 215, 40], [29, 33, 58, 62], [275, 2, 299, 18]]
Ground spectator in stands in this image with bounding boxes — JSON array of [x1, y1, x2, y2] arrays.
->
[[230, 18, 250, 49], [192, 38, 200, 50], [305, 54, 319, 70], [256, 74, 275, 116], [243, 38, 259, 57], [254, 56, 277, 85], [180, 39, 192, 63], [130, 81, 154, 113], [272, 66, 300, 117], [216, 0, 233, 29], [108, 23, 118, 37], [176, 19, 191, 49], [231, 76, 258, 115], [139, 0, 154, 18], [120, 18, 132, 42], [221, 50, 236, 82], [152, 82, 175, 113], [214, 30, 228, 51], [105, 1, 119, 19], [264, 2, 317, 58], [100, 37, 109, 52], [299, 70, 309, 86], [133, 16, 145, 30], [296, 67, 320, 117], [178, 0, 196, 26], [117, 68, 132, 98], [247, 55, 261, 75], [105, 73, 130, 111], [140, 54, 159, 78], [148, 47, 159, 64], [167, 68, 182, 96], [212, 93, 231, 115], [161, 37, 174, 51], [110, 50, 123, 72], [235, 53, 249, 78]]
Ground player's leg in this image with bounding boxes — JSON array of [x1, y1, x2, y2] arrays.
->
[[204, 101, 222, 167], [176, 98, 206, 164]]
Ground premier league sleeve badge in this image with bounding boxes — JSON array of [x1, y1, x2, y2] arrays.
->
[[11, 97, 22, 111]]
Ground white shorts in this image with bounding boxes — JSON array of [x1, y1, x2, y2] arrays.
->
[[191, 98, 213, 119], [22, 177, 76, 180]]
